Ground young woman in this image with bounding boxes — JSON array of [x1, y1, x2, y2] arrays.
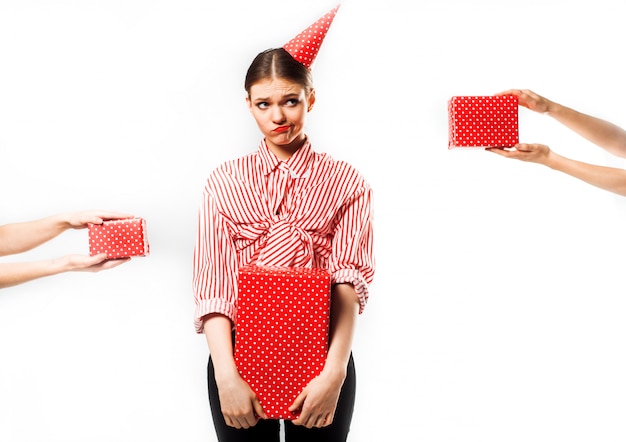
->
[[488, 89, 626, 196], [192, 8, 374, 441], [0, 210, 132, 288]]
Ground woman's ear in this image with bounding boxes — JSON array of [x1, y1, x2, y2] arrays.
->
[[246, 95, 252, 112], [307, 89, 316, 112]]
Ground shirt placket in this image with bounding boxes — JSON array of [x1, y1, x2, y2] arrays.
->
[[269, 162, 292, 217]]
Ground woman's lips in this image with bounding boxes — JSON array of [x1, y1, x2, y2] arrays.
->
[[273, 126, 290, 133]]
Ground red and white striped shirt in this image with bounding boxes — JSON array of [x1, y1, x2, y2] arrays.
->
[[192, 139, 375, 333]]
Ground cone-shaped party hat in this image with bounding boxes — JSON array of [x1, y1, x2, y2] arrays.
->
[[283, 4, 340, 69]]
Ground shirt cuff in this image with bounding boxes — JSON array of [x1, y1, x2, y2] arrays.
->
[[331, 268, 369, 314], [194, 298, 237, 334]]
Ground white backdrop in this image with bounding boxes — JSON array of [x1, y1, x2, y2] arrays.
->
[[1, 0, 626, 441]]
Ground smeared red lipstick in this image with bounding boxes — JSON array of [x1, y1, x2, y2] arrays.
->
[[274, 125, 290, 133]]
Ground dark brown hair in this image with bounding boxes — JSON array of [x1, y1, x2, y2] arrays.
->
[[244, 48, 313, 96]]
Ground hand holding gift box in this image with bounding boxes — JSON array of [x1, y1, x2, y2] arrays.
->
[[88, 217, 150, 259], [448, 95, 519, 149], [234, 266, 331, 420], [485, 88, 626, 197], [0, 210, 135, 289]]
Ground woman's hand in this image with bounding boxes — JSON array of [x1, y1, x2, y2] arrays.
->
[[289, 366, 345, 428], [203, 315, 266, 429], [65, 210, 134, 229], [496, 89, 553, 114], [217, 371, 266, 429], [487, 143, 552, 164], [60, 254, 131, 272], [287, 281, 359, 428]]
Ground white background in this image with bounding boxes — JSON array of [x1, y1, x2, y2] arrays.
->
[[1, 0, 626, 441]]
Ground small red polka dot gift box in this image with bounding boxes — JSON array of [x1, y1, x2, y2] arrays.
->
[[234, 266, 331, 420], [88, 217, 150, 258], [448, 95, 519, 149]]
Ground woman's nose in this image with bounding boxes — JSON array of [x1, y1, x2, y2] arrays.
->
[[271, 106, 286, 124]]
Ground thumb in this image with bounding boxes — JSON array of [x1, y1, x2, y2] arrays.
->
[[253, 397, 267, 420], [288, 391, 306, 413], [515, 143, 533, 152], [91, 253, 108, 261]]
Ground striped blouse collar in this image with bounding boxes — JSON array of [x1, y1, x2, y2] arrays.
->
[[258, 138, 313, 179]]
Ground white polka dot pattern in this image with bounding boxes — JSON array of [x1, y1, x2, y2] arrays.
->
[[448, 95, 519, 149], [283, 4, 340, 69], [234, 266, 331, 420], [88, 217, 150, 258]]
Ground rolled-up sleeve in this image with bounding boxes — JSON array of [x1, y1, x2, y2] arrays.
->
[[192, 184, 239, 333], [329, 183, 375, 313]]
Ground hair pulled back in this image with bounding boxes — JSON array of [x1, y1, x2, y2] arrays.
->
[[244, 48, 314, 96]]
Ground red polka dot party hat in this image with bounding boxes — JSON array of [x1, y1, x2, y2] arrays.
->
[[283, 4, 340, 69]]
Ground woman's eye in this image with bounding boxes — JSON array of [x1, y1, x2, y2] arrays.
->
[[257, 102, 269, 109], [286, 99, 299, 106]]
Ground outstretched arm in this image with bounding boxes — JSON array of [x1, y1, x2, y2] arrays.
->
[[0, 210, 133, 288], [0, 254, 129, 289], [488, 143, 626, 196], [0, 210, 132, 256], [498, 89, 626, 158]]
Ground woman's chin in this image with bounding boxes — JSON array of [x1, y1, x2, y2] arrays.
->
[[268, 131, 293, 143]]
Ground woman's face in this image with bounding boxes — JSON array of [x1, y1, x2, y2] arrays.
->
[[247, 77, 315, 159]]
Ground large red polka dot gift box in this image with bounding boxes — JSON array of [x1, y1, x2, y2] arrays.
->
[[88, 217, 150, 258], [234, 266, 331, 420], [448, 95, 519, 149]]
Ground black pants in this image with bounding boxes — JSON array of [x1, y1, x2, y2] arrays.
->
[[207, 354, 356, 442]]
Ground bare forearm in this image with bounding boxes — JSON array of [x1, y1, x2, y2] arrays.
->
[[0, 215, 69, 256], [325, 283, 359, 377], [0, 254, 129, 289], [203, 314, 239, 381], [0, 259, 65, 288], [0, 210, 133, 257], [547, 102, 626, 158], [545, 151, 626, 196], [203, 313, 267, 426]]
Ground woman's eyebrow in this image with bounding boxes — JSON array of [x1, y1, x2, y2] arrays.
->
[[252, 92, 300, 102]]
